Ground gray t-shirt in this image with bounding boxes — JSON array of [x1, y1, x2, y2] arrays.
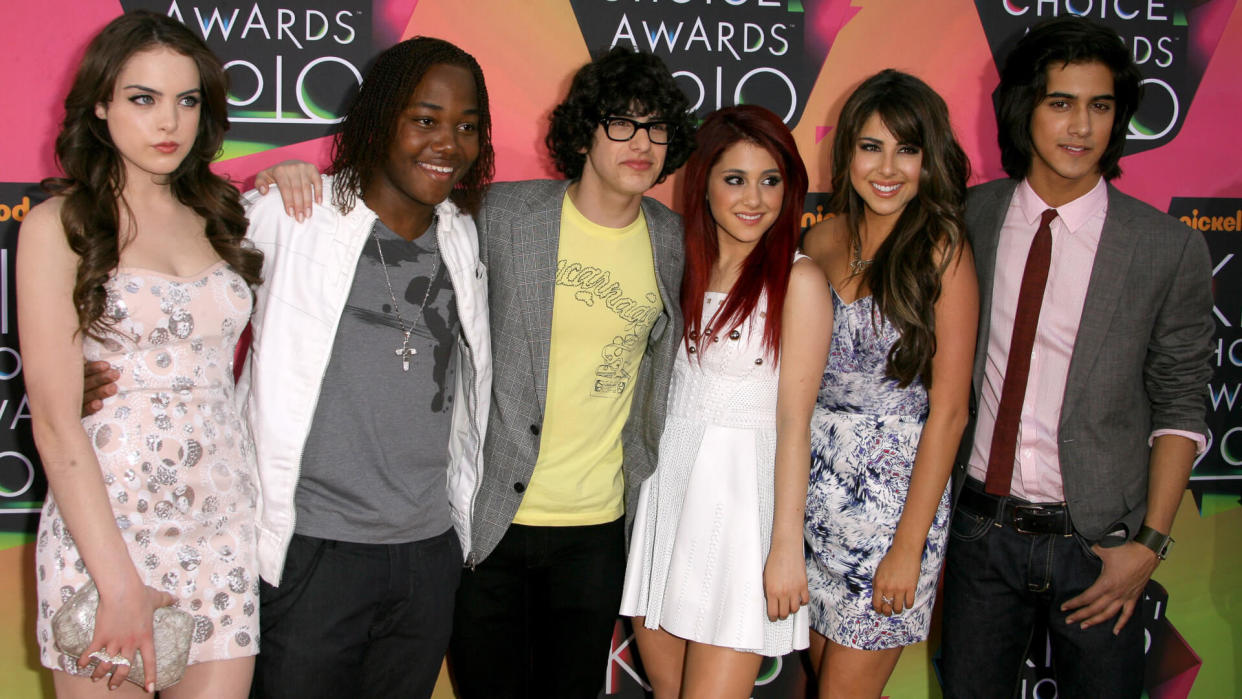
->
[[295, 218, 460, 543]]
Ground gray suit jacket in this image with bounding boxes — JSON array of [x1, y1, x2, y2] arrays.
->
[[960, 178, 1213, 541], [468, 179, 684, 564]]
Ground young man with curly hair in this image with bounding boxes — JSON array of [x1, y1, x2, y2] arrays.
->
[[448, 46, 695, 698], [941, 18, 1213, 698]]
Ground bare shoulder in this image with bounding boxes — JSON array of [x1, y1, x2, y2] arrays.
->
[[933, 234, 976, 280], [781, 257, 833, 361], [785, 256, 832, 312], [16, 196, 78, 302], [801, 214, 846, 259], [18, 196, 74, 260], [801, 214, 850, 282], [790, 256, 829, 290], [21, 195, 65, 232], [933, 236, 979, 320]]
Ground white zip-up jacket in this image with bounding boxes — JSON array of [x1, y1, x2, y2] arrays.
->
[[238, 179, 491, 585]]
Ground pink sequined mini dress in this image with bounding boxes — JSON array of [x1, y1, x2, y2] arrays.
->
[[35, 262, 260, 673]]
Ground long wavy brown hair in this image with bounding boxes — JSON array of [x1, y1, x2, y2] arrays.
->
[[42, 10, 262, 340], [830, 70, 969, 388]]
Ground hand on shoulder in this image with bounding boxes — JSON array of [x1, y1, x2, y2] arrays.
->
[[252, 160, 324, 221]]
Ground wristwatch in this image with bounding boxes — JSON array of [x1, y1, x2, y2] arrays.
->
[[1135, 525, 1174, 560]]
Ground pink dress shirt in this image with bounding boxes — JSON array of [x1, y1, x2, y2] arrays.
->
[[967, 178, 1204, 503]]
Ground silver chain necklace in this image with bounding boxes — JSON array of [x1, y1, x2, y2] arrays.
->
[[849, 239, 873, 275], [372, 222, 440, 371]]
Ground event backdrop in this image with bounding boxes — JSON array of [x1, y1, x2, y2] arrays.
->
[[2, 1, 1240, 697]]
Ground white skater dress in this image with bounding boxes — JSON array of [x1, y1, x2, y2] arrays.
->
[[620, 289, 809, 656]]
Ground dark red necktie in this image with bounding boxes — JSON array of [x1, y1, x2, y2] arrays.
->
[[984, 208, 1058, 496]]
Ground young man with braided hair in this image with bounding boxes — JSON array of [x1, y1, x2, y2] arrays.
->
[[247, 45, 695, 696], [241, 37, 494, 699]]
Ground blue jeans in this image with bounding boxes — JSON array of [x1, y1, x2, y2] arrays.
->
[[940, 504, 1144, 698]]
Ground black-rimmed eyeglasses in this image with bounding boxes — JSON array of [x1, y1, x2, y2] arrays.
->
[[599, 116, 672, 145]]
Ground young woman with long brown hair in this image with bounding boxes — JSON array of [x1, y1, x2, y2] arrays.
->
[[20, 11, 262, 697], [801, 69, 977, 698]]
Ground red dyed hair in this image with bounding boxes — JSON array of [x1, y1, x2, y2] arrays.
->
[[680, 105, 809, 361]]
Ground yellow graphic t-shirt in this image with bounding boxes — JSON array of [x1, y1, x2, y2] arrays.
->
[[512, 194, 662, 526]]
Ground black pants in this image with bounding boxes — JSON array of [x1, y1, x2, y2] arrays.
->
[[251, 529, 462, 699], [449, 518, 627, 699], [940, 500, 1144, 698]]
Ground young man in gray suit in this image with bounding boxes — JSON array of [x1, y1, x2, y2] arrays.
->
[[447, 47, 696, 698], [940, 18, 1214, 698]]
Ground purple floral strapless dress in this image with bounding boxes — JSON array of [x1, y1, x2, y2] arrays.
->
[[803, 287, 950, 650]]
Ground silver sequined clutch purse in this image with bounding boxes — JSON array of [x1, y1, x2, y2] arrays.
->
[[50, 580, 194, 691]]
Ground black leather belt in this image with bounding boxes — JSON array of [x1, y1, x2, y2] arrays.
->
[[958, 479, 1073, 536]]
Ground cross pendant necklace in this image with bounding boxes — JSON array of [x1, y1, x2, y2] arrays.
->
[[373, 222, 439, 372], [395, 331, 417, 371]]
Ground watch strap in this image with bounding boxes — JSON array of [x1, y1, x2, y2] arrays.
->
[[1135, 525, 1173, 560]]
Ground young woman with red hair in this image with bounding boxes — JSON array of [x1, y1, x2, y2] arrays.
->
[[620, 105, 832, 698]]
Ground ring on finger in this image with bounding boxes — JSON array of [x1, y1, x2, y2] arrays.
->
[[88, 650, 131, 667], [881, 595, 894, 605]]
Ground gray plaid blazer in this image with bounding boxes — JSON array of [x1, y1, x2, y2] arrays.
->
[[468, 179, 684, 564], [957, 178, 1213, 540]]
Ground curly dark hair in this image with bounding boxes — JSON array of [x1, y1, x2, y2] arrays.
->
[[995, 17, 1141, 181], [42, 10, 262, 340], [546, 46, 695, 182], [830, 70, 970, 388], [327, 37, 494, 216]]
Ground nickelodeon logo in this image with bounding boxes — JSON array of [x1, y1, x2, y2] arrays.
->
[[1181, 209, 1242, 232], [800, 204, 836, 231], [0, 197, 30, 222]]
